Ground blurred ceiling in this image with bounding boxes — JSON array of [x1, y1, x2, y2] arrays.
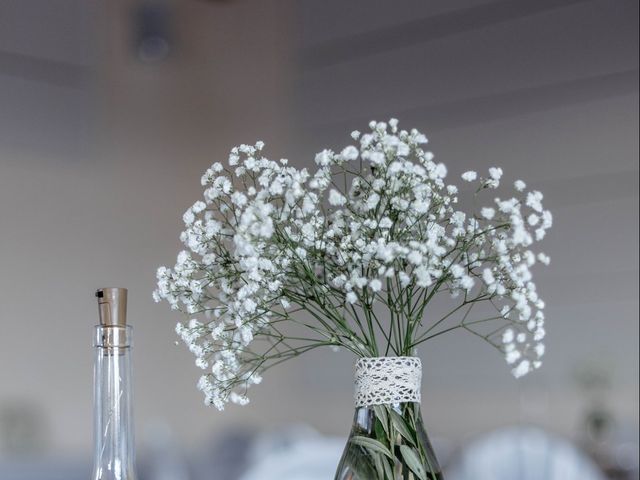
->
[[291, 0, 639, 214], [0, 0, 98, 160], [294, 0, 638, 140]]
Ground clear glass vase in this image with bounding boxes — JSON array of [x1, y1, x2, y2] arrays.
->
[[335, 402, 443, 480]]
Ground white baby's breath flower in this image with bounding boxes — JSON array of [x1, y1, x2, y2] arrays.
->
[[346, 291, 358, 304], [526, 191, 544, 212], [369, 279, 382, 292], [229, 392, 250, 406], [489, 167, 503, 181], [461, 171, 477, 182], [434, 163, 447, 178], [341, 145, 359, 161], [414, 266, 432, 287], [505, 349, 521, 365], [512, 360, 531, 378], [502, 328, 515, 344], [379, 217, 393, 229], [329, 189, 347, 206], [481, 207, 495, 220], [514, 180, 526, 191], [407, 251, 423, 265], [366, 151, 386, 165], [315, 149, 333, 166], [482, 268, 496, 286], [183, 207, 196, 225], [155, 118, 552, 409]]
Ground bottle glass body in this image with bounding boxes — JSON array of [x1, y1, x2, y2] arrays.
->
[[92, 325, 137, 480], [335, 402, 443, 480]]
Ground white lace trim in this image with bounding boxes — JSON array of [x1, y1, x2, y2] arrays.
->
[[354, 357, 422, 407]]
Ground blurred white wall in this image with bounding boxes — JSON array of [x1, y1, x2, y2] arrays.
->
[[0, 0, 295, 456]]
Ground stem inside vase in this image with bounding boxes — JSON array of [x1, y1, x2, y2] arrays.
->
[[335, 402, 443, 480]]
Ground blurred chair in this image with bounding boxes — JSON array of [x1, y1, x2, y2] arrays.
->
[[138, 422, 191, 480], [0, 458, 88, 480], [191, 428, 255, 480], [446, 426, 606, 480], [0, 401, 47, 456], [239, 425, 344, 480]]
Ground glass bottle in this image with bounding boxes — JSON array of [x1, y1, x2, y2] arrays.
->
[[335, 357, 443, 480], [92, 287, 138, 480]]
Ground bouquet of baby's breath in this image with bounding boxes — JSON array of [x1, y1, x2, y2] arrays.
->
[[154, 119, 551, 412]]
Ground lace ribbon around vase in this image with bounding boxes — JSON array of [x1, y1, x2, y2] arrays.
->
[[354, 357, 422, 407]]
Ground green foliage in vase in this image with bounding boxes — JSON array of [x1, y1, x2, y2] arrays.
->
[[336, 404, 442, 480]]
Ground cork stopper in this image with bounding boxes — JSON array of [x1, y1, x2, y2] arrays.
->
[[96, 288, 128, 327]]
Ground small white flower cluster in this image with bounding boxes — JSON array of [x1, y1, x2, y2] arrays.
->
[[155, 141, 316, 409], [155, 119, 552, 408]]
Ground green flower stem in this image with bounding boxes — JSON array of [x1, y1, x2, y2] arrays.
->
[[337, 403, 443, 480]]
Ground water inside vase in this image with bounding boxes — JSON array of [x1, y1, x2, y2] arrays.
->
[[335, 402, 443, 480]]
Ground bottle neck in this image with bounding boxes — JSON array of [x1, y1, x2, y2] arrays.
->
[[353, 402, 423, 430], [92, 326, 136, 480]]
